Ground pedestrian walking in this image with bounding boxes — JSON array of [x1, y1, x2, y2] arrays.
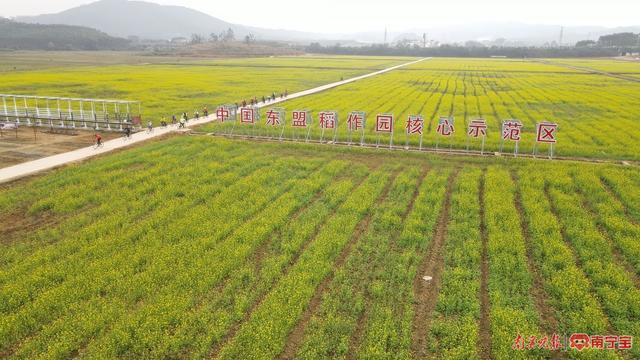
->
[[94, 133, 103, 148]]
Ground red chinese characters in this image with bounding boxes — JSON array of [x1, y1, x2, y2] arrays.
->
[[536, 122, 558, 143], [216, 106, 231, 122], [266, 109, 283, 126], [502, 120, 523, 141], [436, 117, 455, 136], [240, 108, 256, 124], [292, 110, 309, 128], [347, 111, 365, 131], [406, 115, 424, 135], [319, 111, 337, 129], [514, 333, 633, 352], [468, 119, 487, 138], [618, 336, 633, 350], [375, 114, 394, 133]]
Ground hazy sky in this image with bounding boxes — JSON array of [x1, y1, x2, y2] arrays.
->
[[3, 0, 639, 33]]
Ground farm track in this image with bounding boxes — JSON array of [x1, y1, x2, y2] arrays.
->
[[478, 170, 492, 360], [278, 168, 401, 359], [411, 169, 459, 359]]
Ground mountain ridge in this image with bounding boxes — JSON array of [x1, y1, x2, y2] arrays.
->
[[15, 0, 640, 45]]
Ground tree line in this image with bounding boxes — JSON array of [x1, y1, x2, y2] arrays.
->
[[0, 18, 130, 51], [305, 32, 640, 58]]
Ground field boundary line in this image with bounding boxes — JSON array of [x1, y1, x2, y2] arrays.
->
[[0, 58, 429, 184], [194, 132, 640, 168], [533, 59, 640, 83], [411, 168, 459, 359]]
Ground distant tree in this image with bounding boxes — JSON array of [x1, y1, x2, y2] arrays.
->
[[493, 38, 507, 47], [244, 33, 255, 45], [598, 32, 639, 47], [0, 17, 130, 50], [465, 40, 485, 48], [190, 33, 203, 44], [307, 42, 322, 53], [209, 33, 219, 42], [575, 40, 597, 47], [222, 28, 235, 42]]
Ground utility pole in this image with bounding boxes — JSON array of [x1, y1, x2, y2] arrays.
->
[[559, 26, 564, 47], [384, 27, 388, 45], [423, 33, 427, 48]]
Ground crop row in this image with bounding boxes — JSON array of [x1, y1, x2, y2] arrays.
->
[[217, 167, 394, 359]]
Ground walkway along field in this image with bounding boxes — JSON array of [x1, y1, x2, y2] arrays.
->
[[0, 58, 428, 184]]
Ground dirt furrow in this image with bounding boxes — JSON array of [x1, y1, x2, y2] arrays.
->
[[411, 169, 459, 358]]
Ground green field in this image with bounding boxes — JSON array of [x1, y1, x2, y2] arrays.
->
[[2, 54, 640, 359], [550, 58, 640, 74], [3, 55, 639, 160], [1, 136, 639, 359], [0, 54, 412, 123], [202, 58, 640, 161]]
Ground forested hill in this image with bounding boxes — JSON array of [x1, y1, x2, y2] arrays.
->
[[0, 18, 130, 50]]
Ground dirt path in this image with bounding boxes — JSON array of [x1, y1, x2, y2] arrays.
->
[[411, 169, 459, 359], [478, 170, 493, 360], [0, 58, 429, 184]]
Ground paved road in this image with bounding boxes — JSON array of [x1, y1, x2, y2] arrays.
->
[[0, 58, 428, 184]]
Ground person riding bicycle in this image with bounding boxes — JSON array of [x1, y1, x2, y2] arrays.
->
[[95, 133, 102, 147], [147, 121, 153, 132], [124, 126, 131, 139]]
